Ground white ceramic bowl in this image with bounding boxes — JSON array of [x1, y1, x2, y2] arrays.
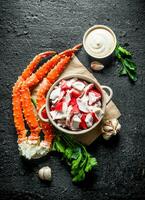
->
[[83, 25, 117, 59], [39, 74, 113, 135]]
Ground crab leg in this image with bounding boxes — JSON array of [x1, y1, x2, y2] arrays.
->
[[37, 43, 82, 110], [18, 44, 81, 159], [26, 43, 82, 89], [20, 81, 41, 141], [12, 77, 26, 142], [20, 55, 62, 141], [36, 56, 71, 147], [36, 44, 82, 147], [12, 51, 55, 143], [21, 44, 82, 141]]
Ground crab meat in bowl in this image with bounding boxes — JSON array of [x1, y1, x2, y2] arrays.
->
[[49, 78, 104, 131]]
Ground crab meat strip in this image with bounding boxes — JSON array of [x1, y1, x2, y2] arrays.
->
[[65, 78, 77, 88], [65, 90, 71, 105], [72, 80, 86, 91], [70, 115, 81, 130], [66, 105, 73, 126], [79, 114, 88, 129], [59, 78, 77, 90], [77, 96, 89, 113], [70, 88, 82, 98], [50, 110, 58, 120], [85, 113, 93, 128], [84, 83, 94, 95], [50, 87, 61, 101], [62, 101, 68, 114], [88, 92, 97, 105], [88, 90, 101, 105]]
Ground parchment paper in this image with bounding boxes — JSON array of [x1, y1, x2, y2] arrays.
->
[[58, 56, 121, 145], [33, 55, 121, 145]]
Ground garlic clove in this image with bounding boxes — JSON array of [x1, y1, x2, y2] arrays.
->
[[38, 168, 44, 180], [117, 123, 121, 131], [38, 166, 52, 181], [102, 132, 112, 140], [90, 61, 104, 71], [111, 119, 118, 129], [101, 118, 121, 140], [102, 125, 114, 133]]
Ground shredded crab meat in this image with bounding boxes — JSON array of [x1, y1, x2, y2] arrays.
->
[[49, 78, 103, 131], [66, 78, 77, 87], [88, 91, 100, 105], [77, 97, 90, 113], [70, 115, 81, 130], [72, 80, 86, 91], [85, 113, 93, 128], [50, 87, 61, 101]]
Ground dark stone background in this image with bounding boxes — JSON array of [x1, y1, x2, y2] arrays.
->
[[0, 0, 145, 199]]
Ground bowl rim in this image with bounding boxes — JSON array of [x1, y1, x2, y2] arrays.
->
[[83, 24, 117, 59], [45, 74, 107, 135]]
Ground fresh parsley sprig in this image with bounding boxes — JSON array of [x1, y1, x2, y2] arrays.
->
[[52, 131, 97, 182], [115, 44, 137, 82]]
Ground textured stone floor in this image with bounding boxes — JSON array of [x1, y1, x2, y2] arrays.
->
[[0, 0, 145, 199]]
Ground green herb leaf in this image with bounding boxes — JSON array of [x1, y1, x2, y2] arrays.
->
[[72, 169, 85, 182], [115, 44, 137, 82], [85, 157, 97, 172], [119, 65, 127, 75], [117, 45, 132, 57], [52, 132, 97, 183], [52, 139, 65, 153], [31, 97, 37, 107]]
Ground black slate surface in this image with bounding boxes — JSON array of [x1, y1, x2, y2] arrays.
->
[[0, 0, 145, 199]]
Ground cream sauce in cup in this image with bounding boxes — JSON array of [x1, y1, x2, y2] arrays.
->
[[83, 25, 117, 59]]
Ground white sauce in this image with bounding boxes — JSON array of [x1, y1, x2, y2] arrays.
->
[[84, 26, 116, 58]]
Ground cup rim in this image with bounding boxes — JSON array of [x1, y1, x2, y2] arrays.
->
[[83, 24, 117, 59], [45, 74, 107, 135]]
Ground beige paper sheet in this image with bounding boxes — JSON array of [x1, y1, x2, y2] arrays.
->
[[58, 56, 121, 145], [33, 55, 121, 145]]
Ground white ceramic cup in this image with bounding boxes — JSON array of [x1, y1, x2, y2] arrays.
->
[[38, 74, 113, 135]]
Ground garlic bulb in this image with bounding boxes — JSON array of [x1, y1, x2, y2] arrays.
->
[[101, 118, 121, 140], [38, 166, 52, 181], [90, 61, 104, 71]]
